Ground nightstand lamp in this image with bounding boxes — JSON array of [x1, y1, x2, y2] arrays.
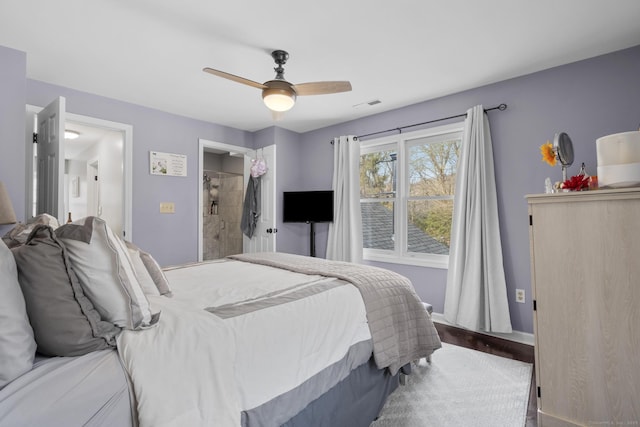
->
[[0, 181, 17, 224]]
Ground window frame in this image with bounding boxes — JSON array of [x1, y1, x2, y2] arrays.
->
[[360, 121, 464, 269]]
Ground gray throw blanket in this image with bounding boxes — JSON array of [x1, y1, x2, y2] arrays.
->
[[228, 252, 442, 375]]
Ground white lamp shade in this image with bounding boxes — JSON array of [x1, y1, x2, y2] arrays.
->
[[0, 181, 17, 225], [263, 93, 295, 112], [262, 82, 297, 112]]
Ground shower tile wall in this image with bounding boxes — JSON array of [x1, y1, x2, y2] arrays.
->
[[203, 173, 244, 260]]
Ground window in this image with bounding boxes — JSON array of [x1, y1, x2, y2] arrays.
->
[[359, 122, 463, 268]]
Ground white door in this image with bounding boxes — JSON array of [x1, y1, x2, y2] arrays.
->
[[36, 97, 66, 223], [243, 144, 276, 253]]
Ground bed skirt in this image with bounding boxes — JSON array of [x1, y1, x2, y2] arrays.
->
[[240, 337, 401, 427], [272, 357, 400, 427]]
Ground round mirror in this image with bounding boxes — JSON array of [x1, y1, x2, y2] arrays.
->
[[553, 132, 574, 166]]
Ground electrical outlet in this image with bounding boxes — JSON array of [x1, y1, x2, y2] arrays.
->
[[515, 289, 526, 304], [159, 202, 175, 214]]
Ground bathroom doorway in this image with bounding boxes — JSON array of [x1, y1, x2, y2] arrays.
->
[[198, 139, 276, 261], [202, 166, 244, 260]]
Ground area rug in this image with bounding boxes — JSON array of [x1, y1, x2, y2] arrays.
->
[[371, 343, 533, 427]]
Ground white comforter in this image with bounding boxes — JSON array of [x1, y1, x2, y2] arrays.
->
[[117, 260, 371, 427]]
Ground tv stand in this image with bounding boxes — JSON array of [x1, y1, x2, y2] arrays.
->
[[308, 222, 316, 257]]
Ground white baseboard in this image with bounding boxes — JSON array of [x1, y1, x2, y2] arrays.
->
[[431, 312, 535, 347]]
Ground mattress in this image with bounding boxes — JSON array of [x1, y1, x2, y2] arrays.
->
[[118, 259, 372, 426]]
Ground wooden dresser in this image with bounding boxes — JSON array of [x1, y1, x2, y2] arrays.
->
[[527, 188, 640, 426]]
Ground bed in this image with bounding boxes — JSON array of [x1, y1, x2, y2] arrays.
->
[[0, 215, 441, 427]]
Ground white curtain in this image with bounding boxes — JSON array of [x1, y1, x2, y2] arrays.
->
[[327, 135, 362, 263], [444, 105, 512, 333]]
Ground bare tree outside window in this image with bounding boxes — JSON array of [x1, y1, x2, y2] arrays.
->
[[408, 139, 459, 248], [360, 151, 395, 199], [359, 126, 462, 263], [360, 150, 396, 250]]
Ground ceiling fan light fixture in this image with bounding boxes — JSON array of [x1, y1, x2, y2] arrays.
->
[[262, 82, 297, 112], [204, 49, 351, 112]]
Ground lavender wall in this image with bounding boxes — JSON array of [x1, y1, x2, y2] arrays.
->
[[301, 45, 640, 334], [0, 46, 26, 237], [251, 125, 333, 257], [270, 127, 308, 255]]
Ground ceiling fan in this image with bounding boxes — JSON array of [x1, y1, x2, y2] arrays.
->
[[203, 50, 352, 112]]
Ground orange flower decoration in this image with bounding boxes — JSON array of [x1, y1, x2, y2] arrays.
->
[[540, 141, 556, 167]]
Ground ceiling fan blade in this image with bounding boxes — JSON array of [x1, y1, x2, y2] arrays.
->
[[203, 67, 266, 89], [293, 81, 352, 96]]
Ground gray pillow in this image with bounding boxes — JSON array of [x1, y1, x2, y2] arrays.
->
[[11, 225, 120, 357], [1, 213, 60, 249], [0, 241, 36, 389]]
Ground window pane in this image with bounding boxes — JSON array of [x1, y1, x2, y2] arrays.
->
[[360, 150, 396, 198], [408, 138, 459, 197], [361, 201, 394, 250], [406, 199, 453, 254]]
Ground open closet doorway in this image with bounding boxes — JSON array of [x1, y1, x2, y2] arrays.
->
[[198, 139, 276, 261], [25, 101, 133, 239]]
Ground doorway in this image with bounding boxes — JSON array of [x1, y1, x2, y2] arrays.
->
[[197, 139, 277, 261], [202, 168, 244, 260], [25, 104, 133, 239], [63, 124, 124, 234]]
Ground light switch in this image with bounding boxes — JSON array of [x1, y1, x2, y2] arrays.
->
[[160, 202, 175, 214]]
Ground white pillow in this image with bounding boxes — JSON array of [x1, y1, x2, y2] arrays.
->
[[125, 241, 172, 297], [55, 217, 159, 330], [127, 247, 160, 297], [0, 241, 36, 388]]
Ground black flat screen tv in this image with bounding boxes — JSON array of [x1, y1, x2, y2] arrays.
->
[[283, 190, 334, 223]]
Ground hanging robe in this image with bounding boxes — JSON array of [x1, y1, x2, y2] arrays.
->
[[241, 176, 261, 238]]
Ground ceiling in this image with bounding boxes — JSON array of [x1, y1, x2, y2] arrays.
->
[[2, 1, 640, 134], [63, 122, 116, 159]]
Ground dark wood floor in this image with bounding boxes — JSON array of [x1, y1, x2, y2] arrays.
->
[[434, 322, 537, 427]]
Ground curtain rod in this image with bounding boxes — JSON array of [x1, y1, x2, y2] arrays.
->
[[330, 103, 507, 143]]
